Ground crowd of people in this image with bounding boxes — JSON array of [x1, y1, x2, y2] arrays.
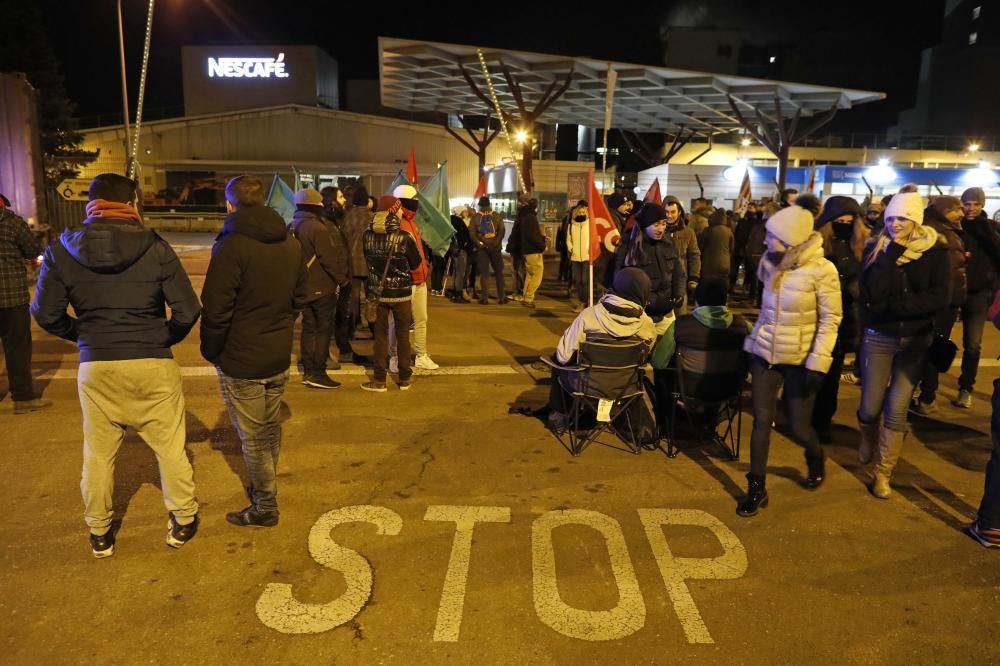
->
[[1, 170, 1000, 557]]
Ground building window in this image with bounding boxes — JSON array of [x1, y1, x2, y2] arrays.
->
[[970, 32, 978, 45], [717, 44, 732, 58], [973, 5, 980, 20]]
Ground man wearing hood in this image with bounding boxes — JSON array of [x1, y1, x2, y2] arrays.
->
[[32, 173, 202, 558], [698, 208, 735, 283], [565, 200, 591, 312], [201, 175, 308, 529], [289, 187, 350, 389], [547, 267, 656, 429], [519, 195, 546, 309]]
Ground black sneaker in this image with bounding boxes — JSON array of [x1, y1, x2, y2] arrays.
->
[[89, 530, 115, 559], [303, 374, 341, 389], [166, 514, 199, 549], [226, 505, 279, 528]]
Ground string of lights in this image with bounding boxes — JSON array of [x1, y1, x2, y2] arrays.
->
[[476, 49, 527, 194]]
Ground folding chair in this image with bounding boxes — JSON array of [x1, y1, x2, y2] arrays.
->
[[541, 335, 650, 456], [665, 348, 746, 460]]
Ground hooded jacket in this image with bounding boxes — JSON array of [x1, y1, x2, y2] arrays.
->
[[32, 217, 201, 363], [566, 207, 591, 262], [519, 205, 546, 255], [200, 205, 308, 379], [698, 210, 735, 281], [289, 206, 350, 301], [614, 232, 686, 320], [665, 220, 701, 282], [363, 211, 422, 301], [744, 232, 843, 372], [555, 293, 655, 364]]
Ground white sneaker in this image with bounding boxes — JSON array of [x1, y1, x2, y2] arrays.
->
[[389, 355, 399, 374], [415, 354, 439, 370]]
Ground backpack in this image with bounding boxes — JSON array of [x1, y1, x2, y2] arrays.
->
[[478, 214, 497, 240]]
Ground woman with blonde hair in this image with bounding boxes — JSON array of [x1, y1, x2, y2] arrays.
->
[[857, 191, 951, 498]]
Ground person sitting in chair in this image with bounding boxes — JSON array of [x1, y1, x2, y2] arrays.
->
[[546, 267, 655, 430], [652, 278, 750, 425]]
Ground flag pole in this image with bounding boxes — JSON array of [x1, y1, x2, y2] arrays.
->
[[593, 65, 618, 309]]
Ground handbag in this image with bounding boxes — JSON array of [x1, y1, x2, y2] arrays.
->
[[928, 334, 958, 373], [365, 232, 399, 322]]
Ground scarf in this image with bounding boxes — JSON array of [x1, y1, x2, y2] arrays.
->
[[891, 225, 939, 265], [85, 199, 142, 224]]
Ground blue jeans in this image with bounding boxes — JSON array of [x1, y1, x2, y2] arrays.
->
[[977, 379, 1000, 529], [960, 289, 993, 392], [858, 329, 931, 432], [749, 355, 823, 478], [217, 369, 289, 513]]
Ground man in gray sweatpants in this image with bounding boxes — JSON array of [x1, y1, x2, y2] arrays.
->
[[31, 173, 202, 559]]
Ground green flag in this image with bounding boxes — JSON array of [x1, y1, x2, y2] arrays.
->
[[266, 172, 296, 224], [388, 168, 455, 257]]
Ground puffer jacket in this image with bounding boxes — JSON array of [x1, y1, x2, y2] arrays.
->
[[566, 218, 591, 262], [343, 206, 373, 279], [363, 211, 422, 302], [744, 232, 843, 372], [556, 293, 655, 364]]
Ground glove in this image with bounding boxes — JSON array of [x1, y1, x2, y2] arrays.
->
[[884, 242, 907, 261], [668, 296, 685, 311], [805, 370, 826, 394]]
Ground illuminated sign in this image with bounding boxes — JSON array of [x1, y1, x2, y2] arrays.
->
[[207, 53, 289, 79]]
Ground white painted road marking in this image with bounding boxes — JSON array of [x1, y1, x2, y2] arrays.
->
[[424, 505, 512, 642], [532, 509, 646, 641], [638, 509, 748, 644], [36, 364, 518, 380], [256, 505, 403, 634]]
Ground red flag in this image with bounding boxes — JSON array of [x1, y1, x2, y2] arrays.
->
[[806, 160, 815, 193], [643, 178, 662, 205], [587, 170, 619, 264], [406, 147, 418, 185], [737, 170, 752, 210], [473, 175, 487, 200]]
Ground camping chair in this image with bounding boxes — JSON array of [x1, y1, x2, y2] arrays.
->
[[664, 347, 746, 460], [540, 334, 650, 456]]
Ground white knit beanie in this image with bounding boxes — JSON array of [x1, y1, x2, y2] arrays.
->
[[884, 192, 924, 224], [765, 205, 814, 247]]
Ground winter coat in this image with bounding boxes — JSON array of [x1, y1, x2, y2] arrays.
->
[[567, 220, 591, 262], [614, 233, 686, 320], [818, 221, 867, 352], [746, 217, 767, 261], [555, 293, 655, 364], [698, 212, 735, 281], [363, 212, 422, 302], [520, 208, 546, 255], [343, 206, 373, 278], [688, 207, 711, 237], [200, 205, 308, 379], [744, 232, 843, 372], [470, 211, 505, 252], [450, 214, 473, 252], [957, 212, 1000, 295], [32, 217, 200, 363], [289, 207, 350, 301], [0, 208, 41, 308], [923, 207, 967, 309], [665, 222, 701, 281], [860, 227, 952, 339]]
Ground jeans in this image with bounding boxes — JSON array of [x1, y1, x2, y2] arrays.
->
[[300, 295, 335, 376], [79, 359, 197, 534], [0, 303, 34, 401], [960, 289, 993, 392], [389, 284, 428, 357], [375, 300, 413, 383], [217, 369, 289, 514], [977, 378, 1000, 529], [476, 247, 506, 301], [450, 251, 468, 295], [523, 253, 544, 303], [858, 329, 932, 432], [918, 308, 958, 404], [332, 282, 354, 355], [571, 261, 589, 303], [748, 355, 824, 478]]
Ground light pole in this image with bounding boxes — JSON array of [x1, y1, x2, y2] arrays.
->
[[116, 0, 131, 174]]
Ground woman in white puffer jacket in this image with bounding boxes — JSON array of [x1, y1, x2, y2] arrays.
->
[[738, 205, 843, 517]]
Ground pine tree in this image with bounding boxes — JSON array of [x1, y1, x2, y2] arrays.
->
[[0, 1, 98, 184]]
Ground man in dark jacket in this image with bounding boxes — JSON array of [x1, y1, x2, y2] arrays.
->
[[0, 195, 49, 414], [519, 196, 546, 308], [201, 175, 308, 528], [362, 196, 422, 392], [954, 187, 1000, 408], [32, 173, 201, 558], [448, 207, 473, 302], [337, 186, 372, 331], [698, 208, 735, 282], [289, 187, 350, 388], [328, 187, 368, 366], [469, 196, 507, 304]]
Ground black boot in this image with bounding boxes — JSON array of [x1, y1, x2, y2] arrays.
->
[[805, 456, 825, 490], [737, 473, 768, 517]]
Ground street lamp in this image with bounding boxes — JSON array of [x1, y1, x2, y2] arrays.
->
[[515, 129, 529, 144], [741, 138, 752, 147], [969, 143, 981, 152]]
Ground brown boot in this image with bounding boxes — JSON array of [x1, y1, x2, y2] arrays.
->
[[872, 426, 906, 499], [857, 416, 880, 464]]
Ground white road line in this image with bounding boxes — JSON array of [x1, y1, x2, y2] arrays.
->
[[36, 364, 518, 380]]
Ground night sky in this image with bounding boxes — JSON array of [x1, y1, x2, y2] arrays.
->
[[39, 0, 946, 131]]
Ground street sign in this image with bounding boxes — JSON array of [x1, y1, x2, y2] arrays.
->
[[56, 178, 91, 201]]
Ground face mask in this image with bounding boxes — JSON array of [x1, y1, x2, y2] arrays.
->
[[766, 250, 786, 265], [574, 215, 587, 222], [832, 223, 853, 240]]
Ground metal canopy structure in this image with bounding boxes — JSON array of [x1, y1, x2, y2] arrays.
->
[[379, 37, 885, 135]]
